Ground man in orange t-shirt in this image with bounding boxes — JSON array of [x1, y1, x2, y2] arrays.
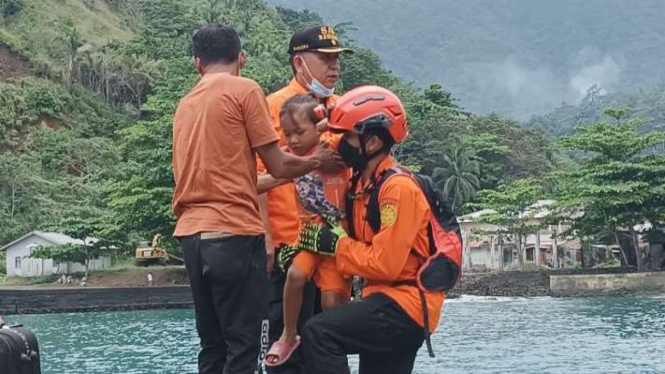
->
[[256, 25, 352, 374], [297, 87, 445, 374], [172, 24, 341, 374]]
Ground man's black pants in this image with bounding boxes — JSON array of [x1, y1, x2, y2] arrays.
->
[[265, 262, 317, 374], [302, 293, 424, 374], [181, 234, 269, 374]]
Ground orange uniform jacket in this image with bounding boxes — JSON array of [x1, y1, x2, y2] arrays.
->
[[258, 78, 337, 247], [335, 156, 446, 333]]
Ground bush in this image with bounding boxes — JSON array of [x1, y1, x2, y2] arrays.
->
[[24, 82, 66, 118]]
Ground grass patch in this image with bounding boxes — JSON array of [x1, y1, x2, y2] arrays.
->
[[106, 256, 141, 272], [37, 0, 132, 45], [102, 256, 185, 273], [1, 0, 132, 68], [0, 28, 21, 50], [100, 263, 185, 274]]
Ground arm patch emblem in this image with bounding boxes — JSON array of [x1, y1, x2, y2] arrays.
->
[[380, 204, 397, 227]]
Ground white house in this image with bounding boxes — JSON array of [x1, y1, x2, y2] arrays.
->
[[1, 231, 111, 277]]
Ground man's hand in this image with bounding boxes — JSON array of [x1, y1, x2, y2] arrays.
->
[[259, 193, 275, 274], [316, 118, 329, 134], [299, 221, 347, 256], [312, 144, 345, 174], [266, 244, 275, 274], [257, 173, 291, 195], [256, 141, 318, 180]]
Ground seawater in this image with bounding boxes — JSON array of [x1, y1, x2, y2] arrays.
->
[[7, 296, 665, 374]]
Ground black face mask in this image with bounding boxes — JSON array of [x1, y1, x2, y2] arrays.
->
[[338, 137, 366, 171], [339, 135, 385, 172]]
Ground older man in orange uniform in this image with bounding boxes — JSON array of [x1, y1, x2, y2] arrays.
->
[[257, 25, 352, 374]]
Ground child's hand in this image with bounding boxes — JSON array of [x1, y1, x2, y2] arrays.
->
[[277, 244, 300, 272]]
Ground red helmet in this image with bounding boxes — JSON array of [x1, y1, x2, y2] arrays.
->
[[325, 85, 408, 143]]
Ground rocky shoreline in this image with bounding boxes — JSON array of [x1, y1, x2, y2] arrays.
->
[[450, 271, 551, 298], [450, 268, 661, 298]]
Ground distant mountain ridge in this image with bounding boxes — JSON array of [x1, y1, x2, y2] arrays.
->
[[268, 0, 665, 120]]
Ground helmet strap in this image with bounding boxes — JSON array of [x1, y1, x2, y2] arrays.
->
[[356, 132, 388, 172]]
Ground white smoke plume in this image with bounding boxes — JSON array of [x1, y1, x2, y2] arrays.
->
[[569, 55, 621, 100], [466, 50, 622, 119]]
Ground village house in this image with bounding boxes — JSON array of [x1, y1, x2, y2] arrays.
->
[[458, 201, 663, 271], [458, 201, 584, 272], [1, 231, 111, 277]]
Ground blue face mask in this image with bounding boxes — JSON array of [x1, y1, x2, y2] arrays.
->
[[300, 57, 335, 98]]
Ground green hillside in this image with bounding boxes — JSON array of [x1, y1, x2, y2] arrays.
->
[[0, 0, 134, 246], [1, 0, 131, 67], [0, 0, 555, 250], [268, 0, 665, 120]]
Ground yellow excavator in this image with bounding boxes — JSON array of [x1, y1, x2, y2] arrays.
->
[[134, 234, 183, 266]]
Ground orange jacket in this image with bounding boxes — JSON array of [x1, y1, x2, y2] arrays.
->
[[258, 79, 338, 246], [335, 156, 445, 332]]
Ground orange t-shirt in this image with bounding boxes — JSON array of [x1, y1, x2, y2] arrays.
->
[[258, 79, 338, 247], [335, 156, 446, 333], [172, 73, 279, 237]]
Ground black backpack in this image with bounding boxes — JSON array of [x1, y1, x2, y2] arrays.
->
[[345, 166, 464, 357], [0, 322, 42, 374]]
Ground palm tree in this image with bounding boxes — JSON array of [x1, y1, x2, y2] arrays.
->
[[431, 147, 481, 213], [57, 21, 83, 87], [120, 54, 162, 115]]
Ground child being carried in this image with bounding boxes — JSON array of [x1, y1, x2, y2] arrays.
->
[[265, 94, 351, 367]]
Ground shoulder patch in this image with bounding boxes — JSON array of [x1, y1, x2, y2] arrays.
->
[[380, 204, 397, 227]]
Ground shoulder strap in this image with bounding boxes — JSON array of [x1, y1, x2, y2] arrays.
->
[[345, 172, 362, 239], [366, 167, 408, 234]]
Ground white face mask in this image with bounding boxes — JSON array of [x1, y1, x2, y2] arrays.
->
[[299, 57, 335, 98]]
